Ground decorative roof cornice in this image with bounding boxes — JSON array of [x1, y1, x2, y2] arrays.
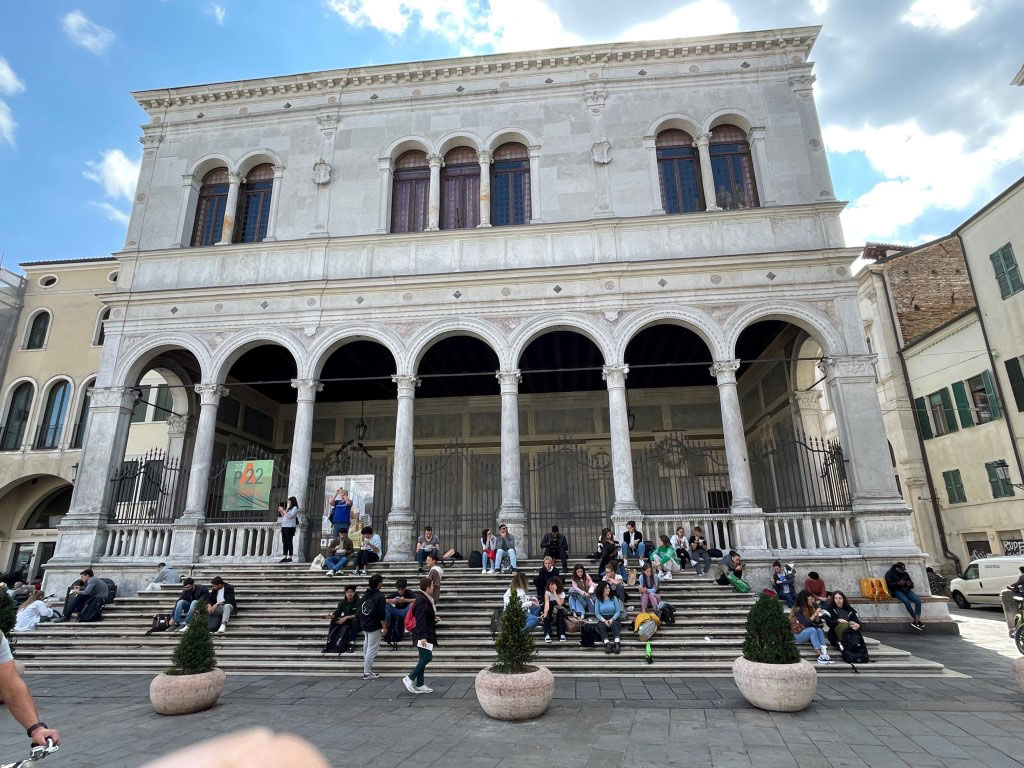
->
[[132, 26, 820, 111]]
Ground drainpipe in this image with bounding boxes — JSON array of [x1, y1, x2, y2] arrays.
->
[[880, 271, 963, 576]]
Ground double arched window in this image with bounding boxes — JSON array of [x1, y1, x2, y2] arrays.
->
[[709, 125, 758, 210], [35, 380, 70, 450], [191, 168, 229, 247], [1, 383, 34, 451], [24, 311, 50, 350], [655, 122, 759, 214], [441, 147, 480, 230], [189, 161, 278, 246], [491, 142, 531, 226], [391, 151, 430, 234], [656, 130, 702, 214]]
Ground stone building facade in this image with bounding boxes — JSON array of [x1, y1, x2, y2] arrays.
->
[[44, 26, 935, 613]]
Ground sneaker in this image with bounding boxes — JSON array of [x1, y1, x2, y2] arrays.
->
[[487, 569, 495, 574], [279, 557, 289, 563], [402, 676, 417, 693], [326, 571, 335, 577], [363, 672, 380, 680], [544, 635, 552, 643], [217, 624, 227, 634], [178, 625, 188, 632], [613, 641, 621, 655], [481, 569, 487, 574], [662, 571, 673, 580], [910, 622, 924, 632], [559, 635, 567, 642], [604, 642, 613, 654], [817, 655, 830, 665], [414, 685, 433, 694]]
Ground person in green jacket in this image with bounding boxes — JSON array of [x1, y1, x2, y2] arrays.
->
[[651, 534, 681, 579]]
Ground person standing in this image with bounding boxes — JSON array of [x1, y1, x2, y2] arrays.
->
[[278, 497, 299, 563], [402, 577, 438, 695], [327, 488, 355, 538], [425, 553, 445, 602], [540, 525, 570, 571], [359, 574, 387, 679], [885, 562, 924, 631], [416, 527, 441, 573]]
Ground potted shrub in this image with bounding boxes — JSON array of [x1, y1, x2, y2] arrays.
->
[[149, 600, 226, 715], [475, 590, 554, 720], [0, 591, 23, 675], [732, 594, 817, 712]]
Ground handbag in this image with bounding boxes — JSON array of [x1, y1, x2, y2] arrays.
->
[[626, 568, 637, 586], [145, 614, 172, 635], [859, 577, 890, 602], [309, 554, 326, 571], [565, 615, 583, 633], [726, 571, 751, 593]]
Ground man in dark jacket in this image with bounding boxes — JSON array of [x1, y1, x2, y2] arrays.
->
[[207, 576, 236, 634], [533, 556, 560, 602], [171, 578, 210, 630], [885, 562, 923, 630], [540, 526, 570, 571], [323, 584, 361, 653], [1001, 565, 1024, 634], [359, 574, 387, 680], [54, 568, 109, 622]]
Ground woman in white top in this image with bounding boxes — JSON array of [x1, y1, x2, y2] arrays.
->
[[14, 591, 54, 633], [502, 572, 541, 631], [278, 496, 299, 563], [541, 578, 568, 643]]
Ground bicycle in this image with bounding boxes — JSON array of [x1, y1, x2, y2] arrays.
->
[[0, 739, 58, 768], [1013, 595, 1024, 655]]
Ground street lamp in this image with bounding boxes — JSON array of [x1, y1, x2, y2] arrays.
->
[[992, 459, 1024, 491]]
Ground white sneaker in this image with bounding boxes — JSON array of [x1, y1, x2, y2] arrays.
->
[[487, 569, 495, 574], [402, 676, 416, 694], [662, 571, 673, 580], [414, 685, 433, 694], [559, 635, 567, 642], [817, 655, 829, 665], [544, 635, 552, 643], [178, 625, 188, 632], [482, 569, 487, 574], [217, 624, 227, 634], [326, 571, 335, 577]]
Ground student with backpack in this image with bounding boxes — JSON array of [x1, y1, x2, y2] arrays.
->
[[402, 577, 438, 695], [359, 574, 387, 679], [790, 590, 834, 665], [823, 591, 864, 650], [593, 581, 622, 654], [638, 562, 661, 613], [322, 584, 361, 653]]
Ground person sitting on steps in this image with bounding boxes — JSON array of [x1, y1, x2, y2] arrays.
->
[[639, 562, 661, 613], [651, 534, 680, 579], [602, 561, 626, 603], [13, 591, 54, 633], [385, 578, 416, 650], [323, 584, 361, 653], [52, 568, 108, 623], [540, 525, 570, 571], [541, 578, 568, 643], [596, 528, 620, 574], [885, 561, 924, 631], [503, 572, 542, 631], [670, 526, 691, 570], [425, 552, 444, 602], [568, 564, 595, 619], [480, 528, 498, 574], [207, 576, 236, 634], [593, 581, 622, 654], [171, 578, 210, 631], [791, 589, 834, 665], [771, 561, 797, 608], [533, 555, 560, 603], [493, 524, 518, 573], [143, 562, 180, 592], [804, 571, 828, 603], [823, 590, 862, 649], [688, 526, 712, 576], [714, 551, 748, 591], [621, 520, 646, 565], [324, 531, 354, 576], [416, 526, 441, 574], [353, 526, 382, 576]]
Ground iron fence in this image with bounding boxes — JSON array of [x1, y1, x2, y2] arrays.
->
[[306, 449, 392, 555], [749, 430, 851, 513], [632, 433, 732, 515], [108, 449, 186, 523]]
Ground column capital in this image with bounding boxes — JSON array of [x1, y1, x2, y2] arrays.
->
[[165, 413, 189, 435], [427, 153, 444, 169], [496, 369, 522, 393], [791, 389, 823, 409], [392, 374, 421, 397], [601, 364, 629, 389], [378, 156, 394, 172], [227, 171, 242, 185], [749, 126, 767, 141], [818, 354, 877, 380], [477, 149, 493, 165], [709, 359, 741, 382], [194, 384, 229, 406], [692, 132, 711, 149], [788, 73, 817, 93], [290, 378, 324, 402], [87, 386, 139, 410]]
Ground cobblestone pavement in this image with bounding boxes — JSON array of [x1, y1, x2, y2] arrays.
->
[[0, 609, 1021, 768]]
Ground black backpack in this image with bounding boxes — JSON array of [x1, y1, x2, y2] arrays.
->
[[468, 551, 483, 569], [580, 623, 599, 647], [76, 596, 105, 623], [840, 628, 869, 665], [657, 601, 676, 625], [145, 614, 172, 635], [489, 607, 503, 638]]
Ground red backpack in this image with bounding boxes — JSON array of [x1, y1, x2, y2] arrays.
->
[[404, 601, 417, 632]]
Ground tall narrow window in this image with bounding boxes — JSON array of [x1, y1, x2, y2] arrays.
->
[[70, 383, 92, 449], [153, 384, 173, 421], [1, 383, 33, 451], [25, 311, 49, 350], [236, 163, 274, 243], [94, 308, 110, 347], [35, 380, 70, 450], [441, 146, 480, 230], [709, 124, 758, 210], [927, 389, 957, 436], [491, 142, 531, 226], [990, 243, 1023, 299], [942, 469, 967, 504], [986, 460, 1016, 498], [190, 167, 229, 247], [391, 151, 430, 233], [656, 129, 703, 213]]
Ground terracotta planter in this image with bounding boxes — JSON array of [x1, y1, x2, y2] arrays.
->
[[150, 668, 226, 716], [475, 665, 554, 721], [1012, 657, 1024, 693], [733, 656, 817, 712]]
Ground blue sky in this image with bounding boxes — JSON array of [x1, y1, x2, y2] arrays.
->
[[0, 0, 1021, 269]]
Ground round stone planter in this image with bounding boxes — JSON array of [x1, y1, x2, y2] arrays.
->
[[1012, 657, 1024, 693], [733, 656, 817, 712], [475, 665, 554, 721], [150, 668, 226, 716]]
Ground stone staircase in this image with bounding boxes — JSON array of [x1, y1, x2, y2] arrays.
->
[[16, 561, 947, 677]]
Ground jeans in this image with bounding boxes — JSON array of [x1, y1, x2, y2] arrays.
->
[[892, 589, 922, 619], [62, 593, 90, 620], [173, 598, 199, 625], [641, 590, 660, 613], [623, 540, 646, 560], [595, 618, 621, 642], [385, 603, 409, 631], [363, 629, 382, 674], [417, 548, 439, 568], [482, 552, 494, 571], [211, 604, 233, 625], [524, 604, 541, 632], [281, 527, 295, 558], [409, 646, 432, 687], [778, 588, 795, 609], [325, 554, 348, 571], [569, 592, 592, 617], [691, 549, 711, 574], [331, 522, 349, 538], [794, 626, 827, 651], [494, 548, 517, 570]]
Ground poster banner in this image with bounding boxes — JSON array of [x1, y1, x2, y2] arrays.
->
[[222, 459, 275, 512], [321, 474, 375, 548]]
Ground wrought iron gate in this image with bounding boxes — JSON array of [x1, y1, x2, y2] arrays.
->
[[749, 430, 851, 513], [108, 449, 187, 523], [306, 449, 393, 557], [632, 434, 732, 515]]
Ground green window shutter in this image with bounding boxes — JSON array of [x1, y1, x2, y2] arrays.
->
[[951, 381, 974, 428], [913, 397, 933, 439], [985, 461, 1001, 496], [938, 388, 958, 433], [992, 251, 1013, 298], [980, 369, 1002, 419], [1005, 357, 1024, 412], [942, 471, 960, 503], [953, 472, 966, 503], [1003, 245, 1024, 293]]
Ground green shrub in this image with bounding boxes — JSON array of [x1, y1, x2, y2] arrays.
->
[[167, 599, 217, 675], [741, 594, 801, 664], [493, 590, 536, 674]]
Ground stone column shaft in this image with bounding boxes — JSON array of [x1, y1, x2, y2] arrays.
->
[[528, 145, 542, 223], [693, 133, 720, 211], [263, 165, 285, 241], [496, 370, 525, 544], [603, 365, 639, 537], [216, 172, 242, 245], [182, 385, 228, 520], [378, 158, 394, 233], [287, 379, 322, 563], [386, 375, 419, 560], [477, 150, 492, 227], [427, 154, 443, 231]]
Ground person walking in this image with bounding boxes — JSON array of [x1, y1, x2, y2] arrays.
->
[[278, 497, 299, 563], [402, 577, 438, 694], [885, 562, 924, 630], [425, 552, 444, 601], [359, 574, 387, 679]]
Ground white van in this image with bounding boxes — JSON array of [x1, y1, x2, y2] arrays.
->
[[949, 556, 1024, 608]]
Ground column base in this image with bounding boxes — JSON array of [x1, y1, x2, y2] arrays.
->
[[170, 518, 204, 562], [384, 507, 414, 562], [497, 503, 527, 553], [729, 505, 770, 558], [476, 223, 492, 228]]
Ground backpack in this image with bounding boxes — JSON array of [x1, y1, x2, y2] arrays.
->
[[468, 551, 483, 569], [839, 628, 870, 665], [637, 619, 658, 641], [726, 571, 751, 593], [580, 623, 599, 647], [656, 601, 675, 625], [499, 559, 513, 575], [145, 614, 172, 635], [76, 596, 105, 623], [489, 607, 503, 638], [404, 603, 417, 632]]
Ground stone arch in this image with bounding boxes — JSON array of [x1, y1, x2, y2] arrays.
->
[[113, 333, 213, 388], [792, 334, 825, 391], [209, 328, 307, 385], [435, 131, 483, 156], [704, 109, 758, 136], [509, 314, 613, 366], [235, 148, 284, 177], [646, 113, 703, 139], [723, 301, 844, 360], [484, 127, 539, 152], [613, 307, 727, 364], [382, 135, 432, 162], [305, 325, 405, 379], [406, 318, 511, 372], [186, 153, 232, 179]]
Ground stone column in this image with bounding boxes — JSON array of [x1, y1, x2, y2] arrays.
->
[[216, 172, 242, 245], [386, 375, 419, 561], [711, 361, 768, 553], [643, 136, 665, 215], [496, 370, 526, 545], [602, 365, 639, 538], [164, 413, 189, 465], [377, 157, 394, 233], [477, 150, 493, 228], [426, 154, 443, 231], [528, 145, 542, 223], [788, 74, 835, 201], [182, 385, 228, 519], [748, 126, 774, 206], [50, 386, 138, 564], [177, 175, 203, 247], [820, 355, 919, 556], [263, 165, 285, 241], [288, 379, 322, 562], [791, 389, 825, 438], [693, 133, 720, 211]]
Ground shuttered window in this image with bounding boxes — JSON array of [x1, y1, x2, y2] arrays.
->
[[913, 396, 933, 440], [191, 168, 229, 247], [927, 389, 957, 436], [985, 460, 1016, 498], [441, 146, 480, 230], [709, 124, 758, 210], [942, 470, 967, 504], [990, 243, 1023, 299], [657, 129, 703, 213], [491, 142, 531, 226], [951, 381, 974, 428], [235, 163, 274, 243], [1005, 357, 1024, 412], [391, 151, 429, 234]]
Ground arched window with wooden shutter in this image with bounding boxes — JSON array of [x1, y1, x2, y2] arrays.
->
[[391, 151, 430, 233], [236, 163, 274, 243], [709, 125, 759, 210], [656, 130, 703, 213], [441, 146, 480, 230], [191, 167, 229, 246], [491, 142, 531, 226]]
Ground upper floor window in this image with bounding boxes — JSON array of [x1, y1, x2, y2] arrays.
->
[[710, 125, 758, 210], [94, 308, 110, 347], [985, 460, 1016, 499], [191, 167, 229, 247], [35, 380, 70, 450], [656, 130, 703, 214], [441, 146, 480, 230], [990, 243, 1023, 299], [391, 151, 430, 234], [491, 142, 531, 226], [236, 163, 274, 243], [1, 383, 33, 451], [24, 311, 50, 350], [927, 389, 957, 437]]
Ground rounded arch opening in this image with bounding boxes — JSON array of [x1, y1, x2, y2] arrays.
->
[[415, 335, 500, 399], [518, 330, 606, 396]]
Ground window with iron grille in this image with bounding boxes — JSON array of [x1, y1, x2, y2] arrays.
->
[[391, 151, 430, 233], [25, 311, 49, 350], [709, 124, 759, 210], [656, 129, 703, 213], [1, 382, 33, 451], [441, 146, 480, 230], [235, 163, 274, 243], [35, 380, 70, 450], [190, 167, 229, 247], [491, 142, 530, 226]]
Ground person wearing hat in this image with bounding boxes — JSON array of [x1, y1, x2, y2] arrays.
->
[[884, 562, 923, 631]]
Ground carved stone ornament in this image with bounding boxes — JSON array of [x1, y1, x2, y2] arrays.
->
[[584, 90, 607, 116], [139, 134, 163, 149], [165, 413, 189, 434], [316, 114, 340, 130], [819, 354, 877, 379], [88, 387, 139, 410], [312, 159, 332, 186], [591, 140, 612, 165]]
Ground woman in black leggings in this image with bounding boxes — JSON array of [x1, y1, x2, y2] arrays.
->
[[278, 496, 298, 563]]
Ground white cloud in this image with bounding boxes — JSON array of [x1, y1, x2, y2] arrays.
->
[[84, 149, 140, 200], [901, 0, 979, 31], [808, 0, 828, 14], [0, 100, 15, 146], [0, 57, 25, 96], [89, 201, 131, 226], [207, 2, 226, 26], [621, 0, 739, 41], [824, 114, 1024, 245], [62, 10, 115, 54]]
